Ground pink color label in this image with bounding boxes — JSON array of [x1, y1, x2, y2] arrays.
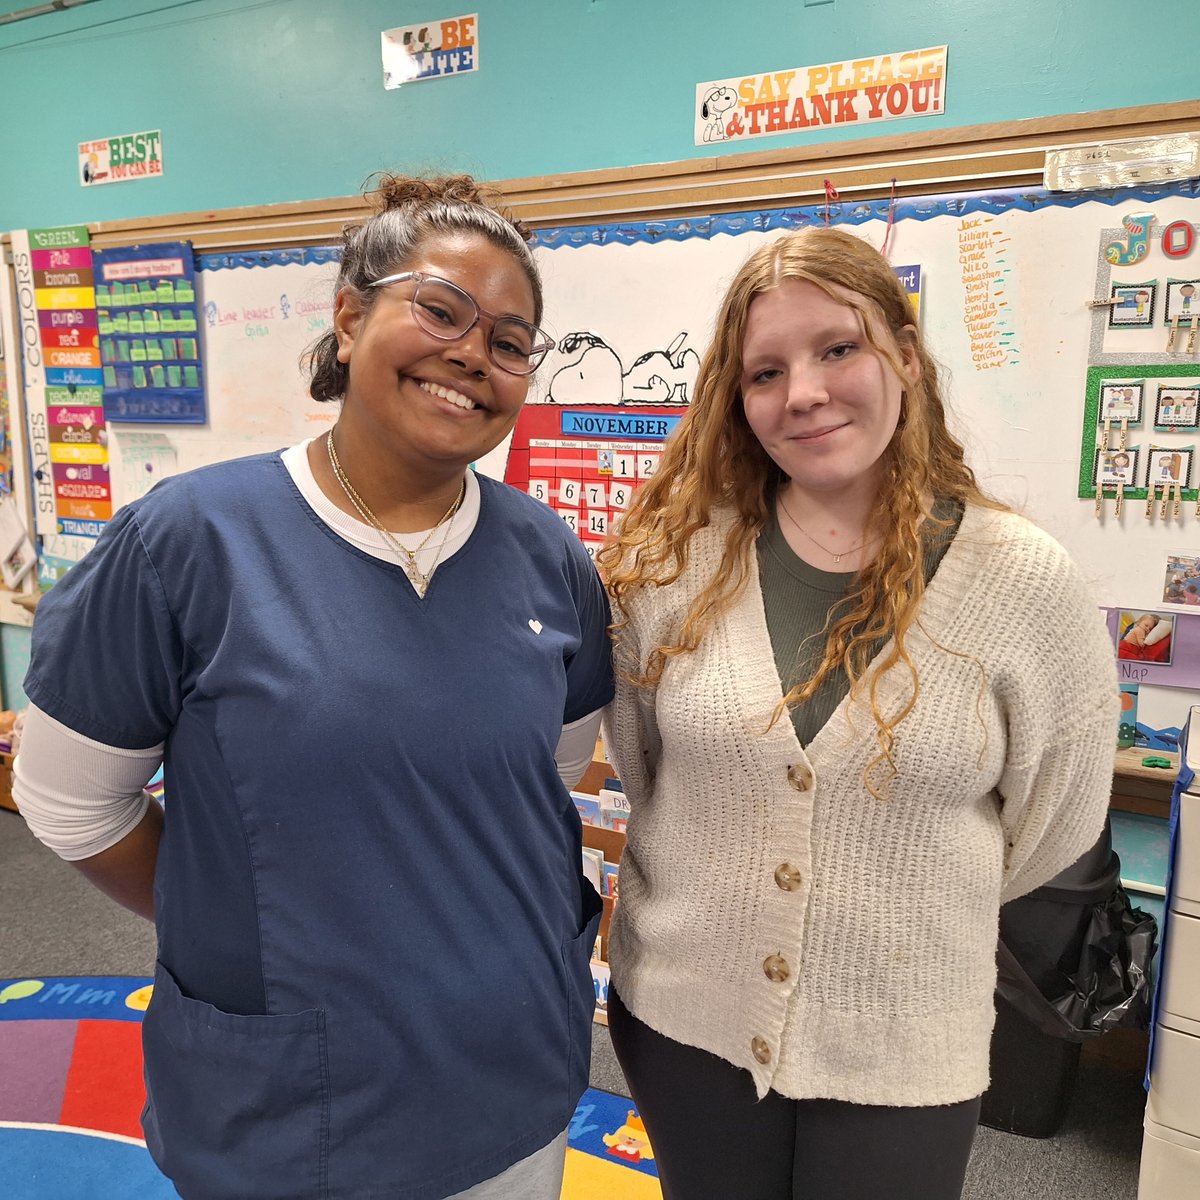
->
[[32, 246, 92, 271]]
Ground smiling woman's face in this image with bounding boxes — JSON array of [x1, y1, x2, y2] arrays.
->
[[333, 232, 535, 475], [740, 278, 919, 506]]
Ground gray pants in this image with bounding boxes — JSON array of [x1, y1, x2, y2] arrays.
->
[[447, 1130, 569, 1200]]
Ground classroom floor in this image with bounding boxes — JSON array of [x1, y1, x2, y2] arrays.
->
[[0, 808, 1167, 1199]]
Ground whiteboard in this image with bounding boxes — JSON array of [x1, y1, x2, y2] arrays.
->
[[485, 183, 1200, 616], [107, 247, 340, 505]]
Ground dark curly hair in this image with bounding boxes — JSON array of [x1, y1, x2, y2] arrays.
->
[[305, 172, 541, 403]]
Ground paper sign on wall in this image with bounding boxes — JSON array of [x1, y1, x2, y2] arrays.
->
[[895, 265, 922, 320], [94, 242, 205, 424], [79, 130, 163, 187], [381, 13, 478, 87], [695, 46, 946, 146]]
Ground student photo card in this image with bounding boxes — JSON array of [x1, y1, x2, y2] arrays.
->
[[1098, 380, 1144, 424], [1108, 281, 1157, 329], [1155, 383, 1200, 430], [1117, 609, 1175, 665], [1093, 445, 1139, 488], [1147, 445, 1194, 489], [1165, 278, 1200, 324]]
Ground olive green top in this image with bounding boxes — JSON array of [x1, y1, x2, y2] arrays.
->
[[757, 498, 964, 746]]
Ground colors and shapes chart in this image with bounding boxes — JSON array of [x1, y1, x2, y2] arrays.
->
[[0, 976, 660, 1199], [11, 225, 113, 539]]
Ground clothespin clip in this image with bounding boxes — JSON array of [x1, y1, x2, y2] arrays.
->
[[1174, 480, 1182, 519], [1103, 416, 1113, 451], [1116, 480, 1125, 517], [822, 178, 840, 226], [1162, 483, 1171, 520], [1120, 417, 1129, 450], [1086, 297, 1121, 308], [1146, 481, 1158, 519], [1188, 319, 1198, 356], [1095, 486, 1105, 518], [1168, 316, 1180, 353]]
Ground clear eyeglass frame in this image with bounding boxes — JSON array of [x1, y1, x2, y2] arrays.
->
[[368, 270, 554, 375]]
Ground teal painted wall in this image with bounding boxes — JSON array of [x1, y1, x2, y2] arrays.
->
[[1, 0, 1196, 704], [1, 624, 30, 713], [1, 0, 1196, 230]]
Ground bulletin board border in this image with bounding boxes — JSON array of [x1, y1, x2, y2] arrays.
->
[[533, 180, 1200, 249]]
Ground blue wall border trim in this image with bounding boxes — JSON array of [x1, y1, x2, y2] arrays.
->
[[197, 246, 343, 272], [531, 180, 1200, 250]]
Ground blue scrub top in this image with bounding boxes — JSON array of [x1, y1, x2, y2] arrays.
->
[[26, 454, 613, 1200]]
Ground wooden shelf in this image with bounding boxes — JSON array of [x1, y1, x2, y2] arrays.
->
[[578, 747, 624, 971], [1112, 747, 1177, 820], [582, 821, 624, 963], [0, 752, 14, 813]]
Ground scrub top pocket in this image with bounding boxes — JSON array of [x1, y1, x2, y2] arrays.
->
[[141, 960, 329, 1200], [563, 881, 604, 1100]]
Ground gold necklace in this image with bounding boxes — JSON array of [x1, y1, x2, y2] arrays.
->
[[776, 491, 870, 565], [326, 432, 465, 597]]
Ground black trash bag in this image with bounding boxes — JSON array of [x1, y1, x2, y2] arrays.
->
[[995, 877, 1158, 1043]]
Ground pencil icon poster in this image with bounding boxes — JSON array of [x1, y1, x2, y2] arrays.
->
[[94, 241, 206, 424]]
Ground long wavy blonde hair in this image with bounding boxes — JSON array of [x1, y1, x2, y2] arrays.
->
[[598, 226, 1005, 795]]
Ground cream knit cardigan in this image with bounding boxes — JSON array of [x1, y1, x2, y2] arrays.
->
[[603, 502, 1119, 1106]]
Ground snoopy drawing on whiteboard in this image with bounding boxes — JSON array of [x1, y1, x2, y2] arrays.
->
[[545, 331, 700, 406], [700, 86, 737, 142]]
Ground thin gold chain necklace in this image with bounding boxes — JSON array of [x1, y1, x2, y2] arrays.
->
[[326, 432, 465, 597], [776, 490, 870, 565]]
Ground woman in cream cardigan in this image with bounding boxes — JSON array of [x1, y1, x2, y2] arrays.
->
[[598, 226, 1117, 1200]]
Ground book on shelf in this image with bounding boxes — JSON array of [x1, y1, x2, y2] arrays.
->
[[581, 846, 605, 894], [598, 787, 629, 832], [602, 860, 620, 899], [590, 957, 611, 1011], [572, 791, 602, 826]]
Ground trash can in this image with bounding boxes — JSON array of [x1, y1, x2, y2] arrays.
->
[[979, 819, 1157, 1138]]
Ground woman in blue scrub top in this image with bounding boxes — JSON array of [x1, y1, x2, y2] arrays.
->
[[14, 174, 614, 1200]]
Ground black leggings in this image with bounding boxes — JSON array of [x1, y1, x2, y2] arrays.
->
[[607, 987, 980, 1200]]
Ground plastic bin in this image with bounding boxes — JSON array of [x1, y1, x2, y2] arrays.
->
[[980, 820, 1145, 1138], [982, 995, 1082, 1137]]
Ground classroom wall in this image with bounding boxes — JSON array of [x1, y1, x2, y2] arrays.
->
[[1, 0, 1198, 705], [1, 0, 1198, 231]]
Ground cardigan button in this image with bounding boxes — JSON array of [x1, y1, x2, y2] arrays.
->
[[774, 863, 803, 891], [786, 763, 813, 792], [751, 1036, 772, 1065], [763, 954, 790, 983]]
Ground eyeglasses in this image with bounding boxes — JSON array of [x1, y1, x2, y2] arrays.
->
[[368, 271, 553, 375]]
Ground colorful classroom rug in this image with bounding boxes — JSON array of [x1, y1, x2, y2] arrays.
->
[[0, 975, 660, 1199]]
